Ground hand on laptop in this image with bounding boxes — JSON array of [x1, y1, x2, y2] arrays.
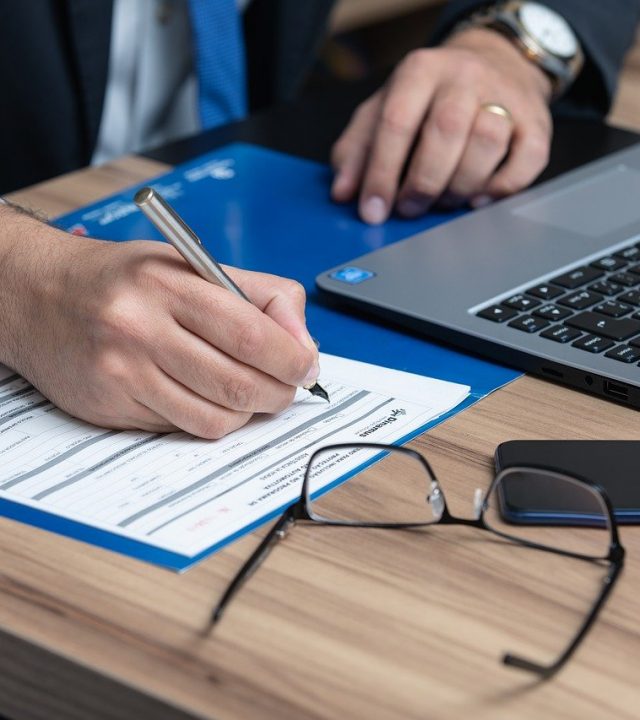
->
[[331, 27, 553, 224], [0, 209, 319, 438]]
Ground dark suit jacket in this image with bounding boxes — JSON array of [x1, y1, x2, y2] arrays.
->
[[0, 0, 334, 194], [1, 0, 638, 194]]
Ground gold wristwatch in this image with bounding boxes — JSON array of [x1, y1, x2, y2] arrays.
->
[[455, 1, 584, 100]]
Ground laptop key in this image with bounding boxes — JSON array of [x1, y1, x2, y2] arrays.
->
[[551, 266, 603, 289], [534, 303, 572, 321], [593, 300, 633, 318], [590, 280, 622, 296], [508, 315, 549, 333], [566, 312, 640, 340], [591, 256, 627, 272], [572, 334, 615, 353], [630, 335, 640, 348], [540, 325, 581, 343], [629, 263, 640, 276], [604, 345, 640, 363], [503, 294, 541, 311], [526, 284, 564, 300], [557, 290, 604, 310], [615, 246, 640, 261], [610, 272, 640, 287], [477, 305, 518, 322], [619, 290, 640, 306]]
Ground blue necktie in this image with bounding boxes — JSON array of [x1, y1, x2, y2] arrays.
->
[[188, 0, 247, 130]]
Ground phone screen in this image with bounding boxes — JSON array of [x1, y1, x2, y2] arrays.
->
[[494, 440, 640, 524]]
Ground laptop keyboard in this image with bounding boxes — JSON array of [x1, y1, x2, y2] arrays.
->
[[475, 241, 640, 366]]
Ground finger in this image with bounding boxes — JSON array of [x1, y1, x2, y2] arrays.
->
[[331, 94, 382, 203], [447, 105, 513, 199], [223, 267, 317, 352], [154, 324, 297, 415], [136, 365, 252, 439], [482, 121, 551, 199], [172, 278, 317, 388], [395, 86, 479, 218], [80, 398, 178, 434], [359, 53, 439, 224], [127, 401, 179, 433]]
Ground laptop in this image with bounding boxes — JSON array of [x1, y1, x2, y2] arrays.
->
[[317, 143, 640, 409]]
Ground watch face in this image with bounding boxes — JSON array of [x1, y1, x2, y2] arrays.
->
[[519, 2, 578, 58]]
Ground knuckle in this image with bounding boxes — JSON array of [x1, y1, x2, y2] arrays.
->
[[473, 118, 508, 148], [432, 102, 469, 138], [401, 48, 432, 74], [379, 104, 415, 137], [282, 279, 306, 306], [272, 386, 297, 413], [232, 320, 265, 360], [456, 54, 483, 82], [492, 175, 522, 197], [207, 412, 250, 441], [406, 174, 442, 199], [95, 295, 141, 346], [222, 373, 259, 412], [194, 413, 234, 441], [92, 349, 129, 388], [525, 131, 551, 168]]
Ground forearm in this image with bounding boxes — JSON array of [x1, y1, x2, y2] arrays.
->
[[0, 205, 76, 374]]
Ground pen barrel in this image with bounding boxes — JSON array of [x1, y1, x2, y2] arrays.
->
[[134, 187, 250, 301]]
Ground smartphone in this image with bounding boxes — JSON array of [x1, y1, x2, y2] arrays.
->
[[494, 440, 640, 524]]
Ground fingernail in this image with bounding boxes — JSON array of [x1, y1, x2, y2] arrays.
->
[[471, 194, 493, 209], [360, 196, 387, 225], [397, 197, 430, 218], [303, 359, 321, 388]]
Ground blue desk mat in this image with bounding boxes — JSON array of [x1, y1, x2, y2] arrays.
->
[[57, 142, 520, 401]]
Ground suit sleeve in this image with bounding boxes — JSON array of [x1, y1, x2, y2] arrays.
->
[[429, 0, 640, 117]]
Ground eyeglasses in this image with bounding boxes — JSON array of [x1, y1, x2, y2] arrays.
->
[[210, 442, 625, 678]]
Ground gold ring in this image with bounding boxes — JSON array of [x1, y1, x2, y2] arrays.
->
[[480, 102, 513, 124]]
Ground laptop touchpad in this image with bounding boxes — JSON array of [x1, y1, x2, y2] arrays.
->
[[513, 164, 640, 238]]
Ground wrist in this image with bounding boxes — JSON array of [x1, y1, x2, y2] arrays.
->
[[0, 206, 82, 372], [445, 26, 553, 103]]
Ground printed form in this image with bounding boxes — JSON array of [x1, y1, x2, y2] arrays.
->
[[0, 355, 469, 567]]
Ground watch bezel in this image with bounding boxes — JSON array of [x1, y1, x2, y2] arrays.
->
[[516, 1, 579, 59]]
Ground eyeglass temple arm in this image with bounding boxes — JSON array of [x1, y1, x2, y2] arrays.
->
[[503, 558, 623, 678], [209, 507, 296, 628]]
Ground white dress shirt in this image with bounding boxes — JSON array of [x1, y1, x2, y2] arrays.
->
[[93, 0, 251, 165]]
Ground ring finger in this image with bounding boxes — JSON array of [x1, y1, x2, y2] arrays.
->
[[447, 103, 514, 199]]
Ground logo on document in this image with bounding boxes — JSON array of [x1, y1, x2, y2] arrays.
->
[[330, 266, 376, 285]]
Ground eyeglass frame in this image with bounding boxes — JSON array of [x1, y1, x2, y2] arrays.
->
[[210, 442, 625, 679]]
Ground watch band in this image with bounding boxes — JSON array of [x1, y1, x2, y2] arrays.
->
[[452, 1, 584, 101]]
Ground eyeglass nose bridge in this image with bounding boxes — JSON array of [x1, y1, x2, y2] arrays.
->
[[426, 480, 445, 521]]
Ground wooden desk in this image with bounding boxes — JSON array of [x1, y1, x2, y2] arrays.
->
[[4, 114, 640, 720]]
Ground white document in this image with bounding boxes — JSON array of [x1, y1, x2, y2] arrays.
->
[[0, 355, 469, 564]]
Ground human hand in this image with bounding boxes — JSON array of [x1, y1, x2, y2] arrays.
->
[[0, 215, 318, 438], [331, 27, 553, 223]]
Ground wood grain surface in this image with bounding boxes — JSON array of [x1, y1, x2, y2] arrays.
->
[[4, 52, 640, 719]]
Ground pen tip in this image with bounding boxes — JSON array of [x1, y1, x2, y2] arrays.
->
[[307, 382, 330, 402]]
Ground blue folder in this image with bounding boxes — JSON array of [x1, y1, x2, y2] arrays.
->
[[0, 142, 521, 570]]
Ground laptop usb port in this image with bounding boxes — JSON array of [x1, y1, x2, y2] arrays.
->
[[604, 380, 629, 401]]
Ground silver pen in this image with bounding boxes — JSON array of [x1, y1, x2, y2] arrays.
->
[[134, 187, 329, 402]]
